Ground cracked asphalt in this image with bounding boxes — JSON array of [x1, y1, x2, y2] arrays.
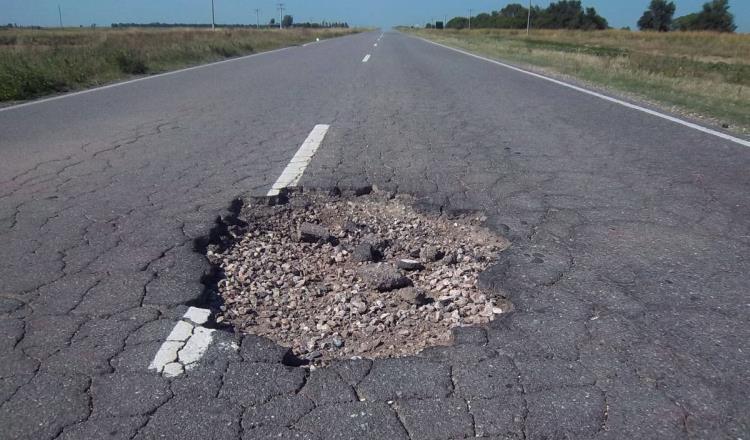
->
[[1, 30, 748, 439]]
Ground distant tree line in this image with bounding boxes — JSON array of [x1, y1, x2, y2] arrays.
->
[[638, 0, 736, 32], [2, 24, 43, 29], [445, 1, 608, 31], [110, 19, 349, 29]]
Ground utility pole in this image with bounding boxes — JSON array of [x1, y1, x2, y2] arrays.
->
[[277, 3, 285, 29], [211, 0, 216, 30], [254, 8, 260, 29], [468, 9, 472, 30], [526, 0, 531, 35], [58, 4, 63, 28]]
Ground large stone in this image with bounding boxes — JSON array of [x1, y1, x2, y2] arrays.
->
[[298, 222, 332, 243], [395, 287, 428, 305], [357, 265, 412, 292], [396, 259, 424, 271], [420, 246, 443, 262], [351, 243, 376, 262]]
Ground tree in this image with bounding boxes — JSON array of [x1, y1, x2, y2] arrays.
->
[[446, 1, 607, 31], [446, 17, 469, 29], [537, 1, 585, 29], [269, 18, 276, 25], [496, 4, 529, 29], [499, 3, 528, 19], [282, 15, 293, 28], [672, 13, 699, 31], [638, 0, 676, 31], [695, 0, 736, 32], [673, 0, 736, 32]]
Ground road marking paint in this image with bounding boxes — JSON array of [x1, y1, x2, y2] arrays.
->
[[177, 327, 215, 365], [414, 36, 750, 148], [362, 54, 371, 63], [166, 321, 193, 341], [302, 37, 323, 47], [267, 124, 330, 197], [149, 341, 183, 373], [148, 306, 215, 377], [374, 43, 378, 47], [0, 46, 295, 113], [184, 306, 211, 325], [162, 362, 184, 377]]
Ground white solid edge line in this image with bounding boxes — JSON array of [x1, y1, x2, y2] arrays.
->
[[414, 36, 750, 148], [0, 45, 295, 113], [267, 124, 330, 197], [302, 38, 325, 47], [362, 54, 371, 63]]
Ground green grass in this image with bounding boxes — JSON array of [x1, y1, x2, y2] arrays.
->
[[404, 28, 750, 134], [0, 27, 361, 102]]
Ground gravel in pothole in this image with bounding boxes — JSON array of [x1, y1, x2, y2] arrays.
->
[[207, 190, 511, 364]]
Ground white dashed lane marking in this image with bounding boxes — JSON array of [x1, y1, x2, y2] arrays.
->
[[148, 306, 215, 377], [150, 125, 331, 375], [267, 124, 330, 197], [362, 54, 371, 63]]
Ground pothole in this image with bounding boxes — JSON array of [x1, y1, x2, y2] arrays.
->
[[206, 189, 512, 364]]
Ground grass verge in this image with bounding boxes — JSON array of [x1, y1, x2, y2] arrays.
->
[[0, 27, 361, 103], [404, 28, 750, 134]]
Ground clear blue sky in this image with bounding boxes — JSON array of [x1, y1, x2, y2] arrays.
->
[[2, 0, 748, 32]]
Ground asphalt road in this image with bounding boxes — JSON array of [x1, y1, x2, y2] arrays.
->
[[1, 30, 748, 440]]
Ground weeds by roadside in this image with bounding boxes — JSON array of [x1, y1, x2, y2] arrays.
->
[[0, 27, 360, 102], [406, 28, 749, 133]]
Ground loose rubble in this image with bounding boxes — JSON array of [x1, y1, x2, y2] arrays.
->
[[208, 190, 511, 364]]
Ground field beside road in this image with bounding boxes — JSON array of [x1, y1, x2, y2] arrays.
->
[[406, 28, 750, 134], [0, 27, 360, 102]]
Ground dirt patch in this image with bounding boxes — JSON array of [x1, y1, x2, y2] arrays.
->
[[207, 190, 511, 364]]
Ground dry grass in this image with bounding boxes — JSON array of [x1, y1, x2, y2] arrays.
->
[[0, 27, 360, 102], [407, 28, 750, 133]]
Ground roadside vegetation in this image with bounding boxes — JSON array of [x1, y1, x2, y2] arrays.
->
[[646, 0, 737, 32], [405, 0, 747, 133], [0, 27, 359, 102], [445, 0, 609, 31], [407, 28, 749, 132]]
